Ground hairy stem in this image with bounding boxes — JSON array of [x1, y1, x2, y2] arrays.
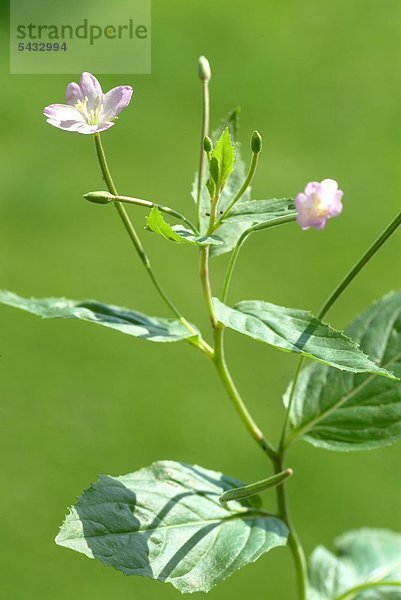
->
[[282, 208, 401, 449], [274, 456, 308, 600], [93, 133, 213, 358]]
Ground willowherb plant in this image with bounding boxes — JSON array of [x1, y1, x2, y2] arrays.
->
[[3, 59, 401, 599]]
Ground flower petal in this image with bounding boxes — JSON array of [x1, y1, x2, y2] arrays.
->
[[99, 86, 133, 121], [304, 181, 320, 197], [295, 192, 311, 210], [328, 189, 344, 217], [66, 82, 83, 105], [46, 118, 84, 132], [79, 72, 103, 108], [75, 121, 115, 135], [43, 103, 85, 121], [319, 178, 339, 204], [43, 104, 86, 131]]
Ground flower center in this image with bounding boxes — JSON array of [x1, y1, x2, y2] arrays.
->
[[75, 96, 101, 125], [311, 193, 327, 217]]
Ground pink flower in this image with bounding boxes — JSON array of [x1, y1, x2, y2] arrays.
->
[[295, 179, 343, 230], [43, 72, 133, 134]]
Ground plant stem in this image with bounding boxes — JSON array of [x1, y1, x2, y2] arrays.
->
[[213, 323, 277, 461], [281, 208, 401, 449], [336, 581, 401, 600], [96, 193, 198, 233], [93, 133, 213, 358], [274, 456, 308, 600], [196, 77, 210, 230], [200, 212, 308, 598], [215, 152, 259, 228], [222, 214, 296, 302], [200, 246, 218, 329], [318, 209, 401, 320]]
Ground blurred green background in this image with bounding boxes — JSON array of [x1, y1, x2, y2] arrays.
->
[[1, 0, 401, 598]]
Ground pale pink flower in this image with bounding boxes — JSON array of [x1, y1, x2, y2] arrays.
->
[[295, 179, 343, 230], [43, 72, 133, 134]]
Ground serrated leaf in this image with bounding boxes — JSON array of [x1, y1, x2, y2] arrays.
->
[[285, 291, 401, 451], [146, 207, 222, 247], [192, 108, 252, 256], [213, 298, 396, 378], [0, 290, 199, 343], [225, 198, 296, 223], [308, 529, 401, 600], [56, 461, 288, 594], [208, 127, 235, 192]]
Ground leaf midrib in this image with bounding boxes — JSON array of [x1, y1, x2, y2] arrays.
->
[[65, 510, 276, 540], [289, 351, 401, 444]]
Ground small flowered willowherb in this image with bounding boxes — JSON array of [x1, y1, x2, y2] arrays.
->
[[43, 72, 133, 134], [2, 60, 401, 599], [295, 178, 344, 230]]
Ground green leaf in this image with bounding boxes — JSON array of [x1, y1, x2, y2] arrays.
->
[[0, 290, 199, 343], [192, 108, 252, 256], [146, 207, 222, 247], [285, 291, 401, 451], [225, 198, 296, 223], [56, 461, 288, 594], [213, 298, 396, 378], [308, 529, 401, 600], [207, 127, 235, 193]]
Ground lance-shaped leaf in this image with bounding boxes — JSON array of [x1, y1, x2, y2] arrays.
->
[[0, 291, 199, 343], [206, 127, 235, 195], [284, 291, 401, 451], [213, 298, 396, 378], [56, 461, 288, 594], [308, 529, 401, 600], [192, 108, 252, 256], [225, 198, 296, 224], [146, 206, 222, 247]]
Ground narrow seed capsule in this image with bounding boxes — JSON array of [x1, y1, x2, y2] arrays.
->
[[198, 56, 211, 81], [251, 130, 262, 154], [84, 191, 113, 204]]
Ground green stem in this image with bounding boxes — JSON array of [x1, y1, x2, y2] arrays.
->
[[318, 209, 401, 320], [213, 323, 278, 461], [281, 208, 401, 449], [274, 456, 308, 600], [200, 211, 306, 598], [94, 193, 198, 233], [93, 133, 213, 358], [200, 246, 218, 329], [215, 152, 259, 228], [336, 581, 401, 600], [196, 78, 210, 229], [222, 214, 296, 302]]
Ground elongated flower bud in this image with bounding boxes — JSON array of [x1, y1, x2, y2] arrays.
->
[[84, 191, 113, 204], [251, 130, 262, 154], [203, 136, 213, 153], [198, 56, 211, 81]]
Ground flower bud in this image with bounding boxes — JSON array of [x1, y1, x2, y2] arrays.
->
[[203, 136, 213, 153], [198, 56, 211, 81], [251, 130, 262, 154], [84, 191, 113, 204]]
